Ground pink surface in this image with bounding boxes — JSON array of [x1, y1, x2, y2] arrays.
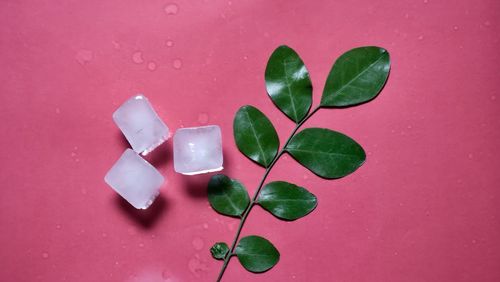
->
[[1, 0, 499, 281]]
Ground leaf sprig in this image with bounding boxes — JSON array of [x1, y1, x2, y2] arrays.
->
[[208, 45, 391, 281]]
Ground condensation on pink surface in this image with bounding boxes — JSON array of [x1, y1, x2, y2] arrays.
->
[[0, 0, 499, 281]]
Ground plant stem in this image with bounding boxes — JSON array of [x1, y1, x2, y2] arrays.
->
[[216, 106, 321, 282]]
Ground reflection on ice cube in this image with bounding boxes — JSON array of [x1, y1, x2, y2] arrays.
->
[[104, 149, 164, 209], [113, 95, 169, 155], [173, 125, 223, 175]]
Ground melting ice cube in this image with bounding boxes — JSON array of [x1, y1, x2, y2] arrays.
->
[[173, 125, 223, 175], [113, 95, 169, 155], [104, 149, 164, 209]]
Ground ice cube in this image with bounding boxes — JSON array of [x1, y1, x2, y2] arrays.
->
[[104, 149, 164, 209], [173, 125, 223, 175], [113, 95, 169, 155]]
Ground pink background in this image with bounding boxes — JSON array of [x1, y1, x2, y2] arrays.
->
[[1, 0, 499, 281]]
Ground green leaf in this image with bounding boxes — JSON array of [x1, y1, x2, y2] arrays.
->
[[286, 128, 366, 179], [257, 181, 317, 220], [265, 45, 312, 122], [321, 46, 390, 107], [234, 106, 279, 167], [235, 235, 280, 273], [208, 174, 250, 217], [210, 242, 230, 260]]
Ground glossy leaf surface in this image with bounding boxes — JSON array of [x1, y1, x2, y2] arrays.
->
[[265, 45, 312, 122], [286, 128, 366, 179], [210, 242, 229, 260], [321, 46, 390, 107], [235, 235, 280, 273], [207, 174, 250, 217], [258, 181, 317, 220], [234, 106, 279, 167]]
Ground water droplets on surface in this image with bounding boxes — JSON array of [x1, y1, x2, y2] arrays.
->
[[112, 40, 121, 50], [147, 61, 157, 71], [172, 59, 182, 69], [417, 35, 424, 40], [243, 55, 248, 60], [139, 243, 145, 248], [490, 95, 496, 101], [81, 188, 87, 195], [423, 0, 428, 3], [165, 40, 174, 47], [197, 113, 209, 125], [453, 25, 459, 31], [192, 237, 204, 250], [188, 255, 208, 277], [164, 3, 179, 15], [42, 252, 49, 259], [55, 108, 60, 114], [202, 223, 209, 229], [76, 50, 93, 65], [56, 224, 61, 230], [132, 51, 144, 64]]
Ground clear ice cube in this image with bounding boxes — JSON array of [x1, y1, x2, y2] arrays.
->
[[113, 95, 169, 155], [173, 125, 223, 175], [104, 149, 164, 209]]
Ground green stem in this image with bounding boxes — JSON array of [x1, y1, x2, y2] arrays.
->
[[215, 105, 321, 282]]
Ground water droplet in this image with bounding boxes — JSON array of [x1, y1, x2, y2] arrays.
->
[[55, 108, 60, 114], [202, 223, 209, 229], [188, 256, 208, 276], [484, 21, 491, 27], [112, 40, 121, 50], [423, 0, 428, 3], [417, 35, 424, 40], [71, 152, 77, 157], [162, 270, 173, 281], [165, 40, 174, 47], [147, 61, 157, 71], [197, 113, 209, 125], [468, 153, 473, 159], [303, 174, 309, 180], [75, 50, 93, 65], [453, 25, 459, 31], [102, 233, 107, 238], [407, 125, 413, 129], [132, 51, 144, 64], [228, 1, 232, 6], [81, 188, 87, 195], [172, 58, 182, 69], [164, 3, 179, 15], [192, 237, 204, 250], [56, 224, 61, 229], [42, 252, 49, 259], [139, 243, 144, 248], [491, 95, 496, 101], [243, 55, 248, 60], [404, 13, 409, 19]]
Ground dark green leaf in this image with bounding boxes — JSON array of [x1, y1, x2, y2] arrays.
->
[[257, 181, 317, 220], [234, 106, 279, 167], [210, 242, 230, 260], [265, 45, 312, 122], [235, 235, 280, 273], [321, 46, 390, 107], [286, 128, 366, 179], [208, 174, 250, 217]]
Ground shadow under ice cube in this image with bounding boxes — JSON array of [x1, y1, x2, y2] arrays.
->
[[173, 125, 223, 175], [104, 149, 164, 209]]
